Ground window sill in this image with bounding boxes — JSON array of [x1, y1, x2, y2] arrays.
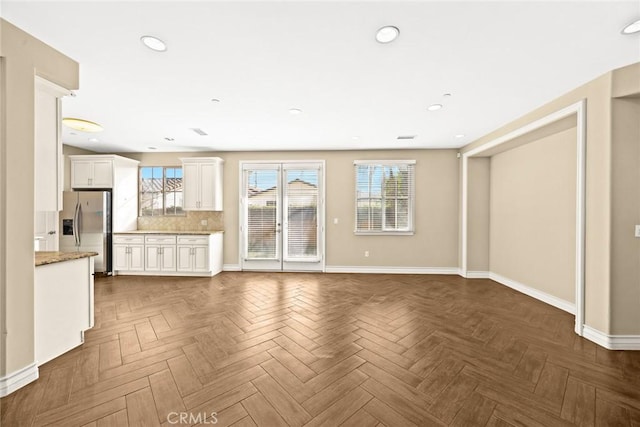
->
[[354, 231, 415, 236]]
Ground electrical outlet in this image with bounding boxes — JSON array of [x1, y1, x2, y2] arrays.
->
[[635, 225, 640, 238], [201, 219, 208, 226], [364, 251, 369, 257]]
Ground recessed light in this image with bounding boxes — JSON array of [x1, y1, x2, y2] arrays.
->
[[164, 137, 175, 142], [140, 35, 167, 52], [397, 135, 417, 140], [622, 19, 640, 35], [455, 134, 465, 139], [427, 104, 443, 111], [289, 108, 302, 115], [443, 93, 452, 97], [352, 136, 360, 140], [62, 118, 103, 132], [88, 138, 99, 143], [148, 147, 157, 150], [70, 132, 77, 136], [211, 98, 220, 103], [376, 26, 400, 43]]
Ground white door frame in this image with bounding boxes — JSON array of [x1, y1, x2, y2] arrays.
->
[[239, 160, 326, 272], [460, 100, 586, 336]]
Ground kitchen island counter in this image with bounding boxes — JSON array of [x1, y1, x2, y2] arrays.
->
[[35, 251, 98, 266], [35, 251, 95, 366]]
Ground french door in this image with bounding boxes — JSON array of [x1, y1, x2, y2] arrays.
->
[[241, 162, 324, 271]]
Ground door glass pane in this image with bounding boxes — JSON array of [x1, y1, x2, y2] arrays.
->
[[245, 169, 279, 259], [285, 169, 318, 260]]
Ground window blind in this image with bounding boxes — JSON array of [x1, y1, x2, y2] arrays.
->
[[245, 169, 279, 259], [284, 169, 319, 260], [354, 161, 415, 233]]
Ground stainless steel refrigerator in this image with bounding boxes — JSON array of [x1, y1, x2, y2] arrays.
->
[[60, 191, 112, 274]]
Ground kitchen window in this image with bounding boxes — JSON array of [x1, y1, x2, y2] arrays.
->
[[354, 160, 415, 234], [139, 166, 184, 216]]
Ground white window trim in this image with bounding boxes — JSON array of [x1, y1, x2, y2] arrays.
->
[[353, 160, 416, 235]]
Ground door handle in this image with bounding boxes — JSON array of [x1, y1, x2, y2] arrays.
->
[[48, 230, 56, 235]]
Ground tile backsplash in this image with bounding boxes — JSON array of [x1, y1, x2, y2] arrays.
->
[[137, 211, 223, 231]]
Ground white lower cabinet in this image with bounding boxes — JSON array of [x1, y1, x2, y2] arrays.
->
[[145, 236, 177, 272], [114, 233, 222, 276], [177, 235, 210, 273], [114, 243, 144, 272]]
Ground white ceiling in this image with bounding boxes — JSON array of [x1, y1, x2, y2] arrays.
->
[[2, 1, 639, 153]]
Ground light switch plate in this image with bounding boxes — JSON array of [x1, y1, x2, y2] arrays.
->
[[635, 225, 640, 238]]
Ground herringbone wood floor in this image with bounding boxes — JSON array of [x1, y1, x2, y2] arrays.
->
[[2, 273, 640, 426]]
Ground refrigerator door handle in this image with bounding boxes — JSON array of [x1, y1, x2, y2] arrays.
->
[[77, 203, 83, 247], [73, 202, 80, 247]]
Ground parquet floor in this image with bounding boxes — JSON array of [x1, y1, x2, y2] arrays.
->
[[2, 272, 640, 426]]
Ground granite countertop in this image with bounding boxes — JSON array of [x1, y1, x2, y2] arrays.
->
[[35, 251, 98, 267], [114, 230, 224, 235]]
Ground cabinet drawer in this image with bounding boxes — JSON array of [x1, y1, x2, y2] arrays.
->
[[177, 235, 209, 245], [145, 235, 177, 244], [113, 235, 144, 244]]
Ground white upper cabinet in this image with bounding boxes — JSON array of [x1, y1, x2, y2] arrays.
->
[[180, 157, 223, 211], [71, 158, 114, 188], [35, 77, 68, 211], [69, 155, 140, 232]]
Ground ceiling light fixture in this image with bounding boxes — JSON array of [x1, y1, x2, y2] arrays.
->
[[211, 98, 220, 103], [352, 136, 360, 140], [455, 134, 465, 139], [164, 137, 175, 142], [289, 108, 302, 115], [376, 26, 400, 43], [621, 19, 640, 35], [140, 35, 167, 52], [148, 147, 157, 150], [62, 118, 103, 132], [88, 138, 99, 143], [427, 104, 443, 111]]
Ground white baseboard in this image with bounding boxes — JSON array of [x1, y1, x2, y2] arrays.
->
[[465, 271, 490, 279], [488, 272, 576, 315], [325, 266, 460, 275], [0, 363, 38, 398], [222, 264, 241, 272], [582, 326, 640, 350]]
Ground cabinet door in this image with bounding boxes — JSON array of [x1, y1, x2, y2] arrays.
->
[[182, 163, 200, 210], [199, 163, 216, 210], [72, 161, 93, 188], [114, 245, 129, 270], [192, 246, 209, 272], [145, 246, 161, 271], [129, 245, 145, 271], [177, 245, 193, 272], [161, 245, 177, 272], [35, 88, 60, 211], [92, 160, 113, 188]]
